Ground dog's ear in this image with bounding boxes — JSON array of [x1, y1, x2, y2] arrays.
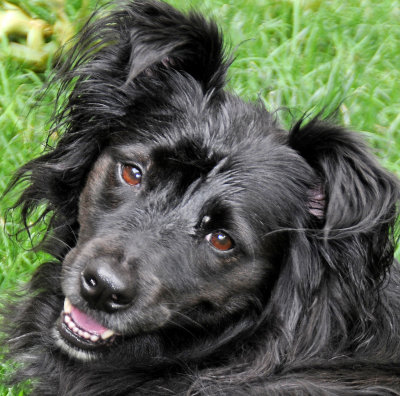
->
[[289, 118, 399, 236], [55, 1, 229, 137], [270, 119, 400, 351], [287, 117, 399, 291], [64, 0, 228, 92]]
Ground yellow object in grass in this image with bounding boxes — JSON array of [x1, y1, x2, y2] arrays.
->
[[0, 1, 74, 70]]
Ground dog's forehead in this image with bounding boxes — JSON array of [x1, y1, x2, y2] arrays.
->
[[117, 86, 283, 145], [109, 91, 312, 212], [119, 93, 286, 158]]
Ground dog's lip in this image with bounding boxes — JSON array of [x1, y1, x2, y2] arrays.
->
[[59, 298, 117, 348]]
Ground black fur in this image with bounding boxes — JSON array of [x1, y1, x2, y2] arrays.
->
[[3, 1, 400, 395]]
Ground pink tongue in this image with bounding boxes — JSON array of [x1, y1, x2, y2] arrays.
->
[[70, 305, 109, 335]]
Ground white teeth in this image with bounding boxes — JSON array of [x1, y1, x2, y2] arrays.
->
[[64, 315, 71, 324], [90, 335, 99, 342], [83, 332, 90, 339], [64, 298, 72, 314], [101, 330, 115, 340]]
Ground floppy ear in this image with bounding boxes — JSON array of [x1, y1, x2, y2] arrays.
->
[[65, 0, 228, 93], [267, 118, 399, 354], [289, 118, 399, 245], [285, 117, 399, 306], [7, 0, 228, 257]]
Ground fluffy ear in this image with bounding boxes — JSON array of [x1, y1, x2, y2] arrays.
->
[[288, 118, 399, 284], [268, 118, 400, 354], [65, 0, 228, 91], [289, 118, 399, 235], [6, 0, 228, 256]]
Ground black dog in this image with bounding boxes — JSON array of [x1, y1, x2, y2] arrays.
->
[[3, 1, 400, 394]]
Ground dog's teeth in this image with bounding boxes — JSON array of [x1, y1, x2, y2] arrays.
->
[[72, 326, 79, 334], [83, 332, 90, 339], [101, 330, 115, 340], [67, 321, 75, 330], [64, 315, 71, 324], [90, 335, 99, 342], [64, 298, 72, 314]]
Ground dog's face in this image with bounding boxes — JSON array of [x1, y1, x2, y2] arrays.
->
[[11, 0, 396, 368], [55, 92, 318, 360]]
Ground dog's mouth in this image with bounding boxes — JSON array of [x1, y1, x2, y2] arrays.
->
[[56, 298, 117, 353]]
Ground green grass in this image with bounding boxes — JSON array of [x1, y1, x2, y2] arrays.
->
[[1, 0, 399, 393]]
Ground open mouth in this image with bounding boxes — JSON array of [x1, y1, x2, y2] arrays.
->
[[57, 298, 117, 352]]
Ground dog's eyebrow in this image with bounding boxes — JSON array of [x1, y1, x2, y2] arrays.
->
[[178, 156, 229, 202], [110, 145, 150, 163], [165, 153, 226, 173], [205, 156, 229, 177]]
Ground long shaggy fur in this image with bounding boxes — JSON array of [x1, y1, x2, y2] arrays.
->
[[3, 1, 400, 395]]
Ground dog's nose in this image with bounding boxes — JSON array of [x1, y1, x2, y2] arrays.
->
[[80, 260, 135, 313]]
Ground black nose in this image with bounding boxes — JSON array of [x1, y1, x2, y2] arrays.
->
[[80, 260, 135, 313]]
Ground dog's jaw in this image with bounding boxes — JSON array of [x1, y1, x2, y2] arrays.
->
[[52, 327, 97, 361]]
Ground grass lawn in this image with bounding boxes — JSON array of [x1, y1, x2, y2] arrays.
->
[[0, 0, 399, 394]]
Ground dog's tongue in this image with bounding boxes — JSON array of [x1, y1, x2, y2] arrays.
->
[[70, 305, 109, 335]]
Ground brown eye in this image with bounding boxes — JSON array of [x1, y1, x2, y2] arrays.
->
[[206, 231, 234, 251], [121, 165, 142, 186]]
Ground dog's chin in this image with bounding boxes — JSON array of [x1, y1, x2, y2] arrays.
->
[[52, 298, 118, 361]]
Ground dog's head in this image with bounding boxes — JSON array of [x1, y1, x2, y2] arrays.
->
[[10, 0, 399, 362]]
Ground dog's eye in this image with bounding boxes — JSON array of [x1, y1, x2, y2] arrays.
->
[[206, 231, 234, 251], [121, 165, 142, 186]]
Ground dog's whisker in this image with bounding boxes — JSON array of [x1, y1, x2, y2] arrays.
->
[[162, 307, 207, 332]]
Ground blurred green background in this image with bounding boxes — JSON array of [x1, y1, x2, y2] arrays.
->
[[0, 0, 399, 394]]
